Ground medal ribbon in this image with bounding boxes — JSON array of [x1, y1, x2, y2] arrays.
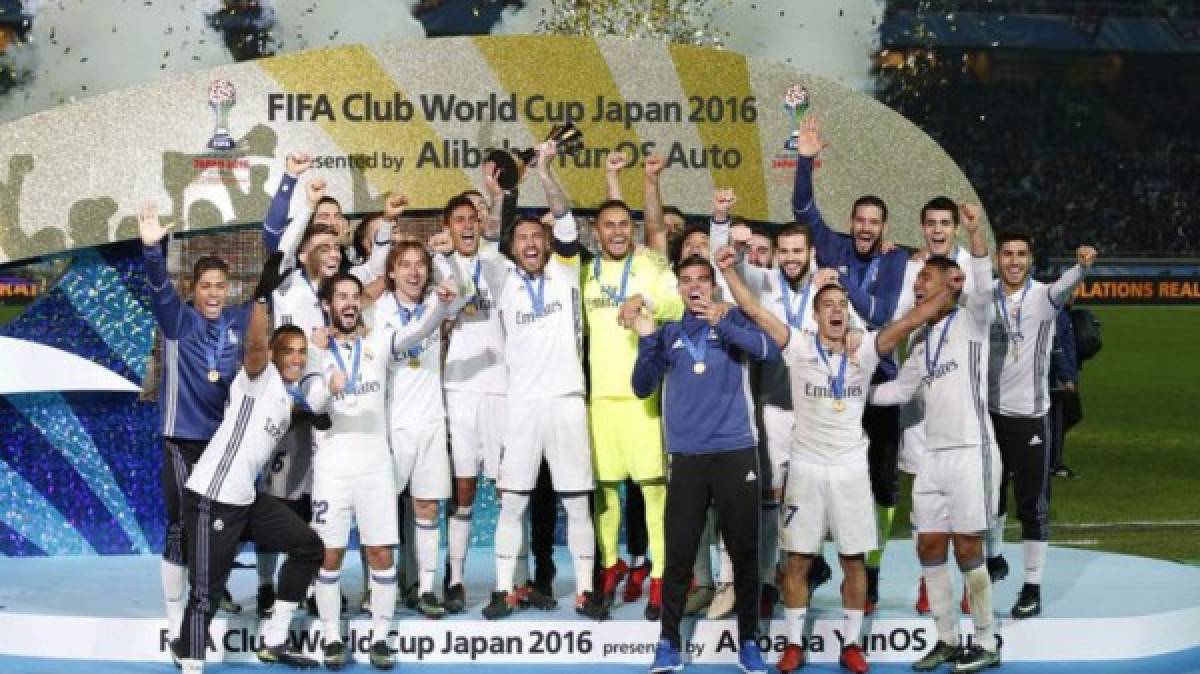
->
[[593, 254, 634, 306], [925, 309, 959, 377], [814, 333, 849, 402], [287, 384, 311, 412], [995, 277, 1032, 344], [205, 314, 232, 379], [397, 302, 427, 359], [519, 270, 546, 316], [779, 269, 812, 329], [679, 324, 708, 370], [328, 335, 362, 397]]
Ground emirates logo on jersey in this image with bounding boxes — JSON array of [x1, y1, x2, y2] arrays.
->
[[212, 519, 225, 532]]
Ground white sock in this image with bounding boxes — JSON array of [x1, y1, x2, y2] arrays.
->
[[315, 569, 342, 642], [369, 565, 398, 642], [414, 516, 440, 595], [963, 563, 996, 651], [562, 495, 595, 594], [693, 512, 715, 587], [494, 491, 529, 592], [261, 599, 298, 648], [717, 534, 734, 585], [843, 608, 865, 646], [631, 554, 647, 568], [181, 658, 204, 673], [447, 505, 473, 587], [923, 562, 959, 645], [785, 607, 807, 645], [761, 501, 780, 586], [257, 552, 279, 588], [986, 513, 1007, 558], [514, 521, 531, 587], [1023, 540, 1048, 585], [161, 559, 186, 642]]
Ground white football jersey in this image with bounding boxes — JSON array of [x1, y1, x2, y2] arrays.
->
[[894, 247, 983, 321], [988, 266, 1084, 418], [440, 249, 508, 395], [495, 253, 585, 400], [784, 329, 881, 466], [272, 269, 325, 334], [374, 291, 447, 429], [872, 253, 996, 451], [186, 363, 293, 506]]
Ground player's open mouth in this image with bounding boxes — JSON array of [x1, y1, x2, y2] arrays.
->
[[782, 263, 803, 277], [460, 231, 475, 243], [1007, 265, 1024, 276], [687, 291, 703, 301], [203, 300, 220, 310], [323, 261, 339, 274], [930, 236, 948, 249], [339, 308, 357, 321], [915, 290, 927, 303], [522, 248, 539, 262], [856, 233, 875, 246], [830, 318, 844, 327]]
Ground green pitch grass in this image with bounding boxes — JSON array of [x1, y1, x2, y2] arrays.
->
[[891, 306, 1200, 563]]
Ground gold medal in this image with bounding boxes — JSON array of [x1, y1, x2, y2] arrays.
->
[[408, 358, 421, 369], [833, 398, 846, 413], [693, 362, 706, 375], [464, 303, 478, 316], [207, 369, 220, 383]]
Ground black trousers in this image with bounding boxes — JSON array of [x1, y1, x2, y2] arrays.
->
[[864, 404, 901, 507], [178, 489, 324, 659], [161, 438, 206, 565], [624, 478, 648, 558], [661, 448, 760, 648], [992, 413, 1052, 541]]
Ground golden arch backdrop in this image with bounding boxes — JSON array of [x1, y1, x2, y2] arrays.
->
[[0, 35, 987, 265]]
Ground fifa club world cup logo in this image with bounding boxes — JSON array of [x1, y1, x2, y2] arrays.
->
[[783, 84, 810, 151], [207, 79, 237, 151]]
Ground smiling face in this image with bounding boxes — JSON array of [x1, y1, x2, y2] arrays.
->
[[270, 332, 308, 384], [849, 203, 886, 256], [302, 236, 342, 281], [813, 286, 850, 342], [997, 239, 1032, 290], [191, 269, 229, 321], [595, 205, 634, 260], [922, 208, 959, 257], [323, 278, 362, 335], [913, 261, 960, 317], [776, 232, 811, 283], [446, 203, 481, 256], [677, 261, 716, 313], [388, 246, 430, 304], [512, 219, 548, 274]]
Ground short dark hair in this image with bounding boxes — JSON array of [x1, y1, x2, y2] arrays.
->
[[442, 194, 478, 225], [299, 222, 338, 252], [662, 205, 685, 220], [459, 189, 484, 200], [670, 223, 711, 268], [813, 282, 847, 307], [920, 196, 960, 225], [851, 195, 888, 223], [318, 272, 363, 305], [995, 229, 1033, 250], [676, 254, 715, 281], [774, 222, 811, 247], [923, 255, 963, 302], [192, 256, 229, 283], [270, 324, 307, 348], [595, 199, 634, 221]]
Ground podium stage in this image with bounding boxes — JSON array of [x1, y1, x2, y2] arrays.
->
[[2, 543, 1199, 671]]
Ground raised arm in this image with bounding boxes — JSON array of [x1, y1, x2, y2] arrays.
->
[[274, 177, 323, 264], [263, 153, 311, 252], [714, 306, 782, 362], [480, 162, 505, 243], [839, 254, 905, 329], [139, 202, 188, 339], [535, 140, 570, 219], [642, 154, 667, 256], [387, 281, 460, 356], [714, 245, 789, 349], [791, 114, 840, 265], [959, 203, 994, 318], [1049, 246, 1096, 308], [244, 253, 289, 378], [604, 151, 626, 201]]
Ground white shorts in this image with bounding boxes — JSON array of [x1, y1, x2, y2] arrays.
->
[[446, 390, 506, 480], [912, 445, 1001, 534], [391, 419, 452, 500], [499, 395, 593, 493], [781, 461, 878, 556], [761, 404, 793, 491], [310, 468, 398, 548]]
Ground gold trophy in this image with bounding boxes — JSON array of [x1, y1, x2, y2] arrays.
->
[[484, 122, 584, 190]]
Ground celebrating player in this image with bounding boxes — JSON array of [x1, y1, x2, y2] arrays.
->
[[140, 203, 250, 645], [171, 255, 324, 674], [870, 208, 1003, 673], [306, 271, 456, 670], [988, 231, 1096, 618]]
